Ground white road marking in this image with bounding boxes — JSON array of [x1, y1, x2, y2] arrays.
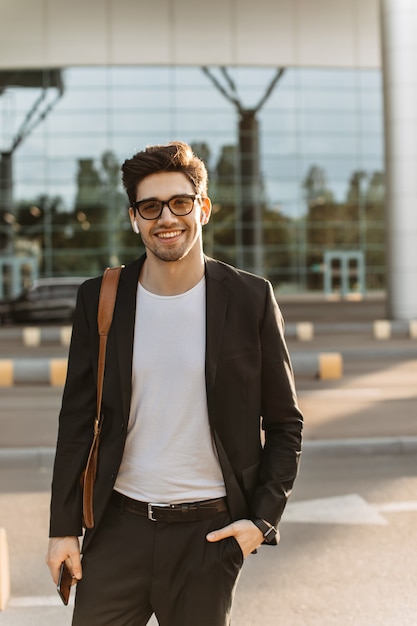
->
[[376, 501, 417, 513], [299, 388, 382, 398], [299, 387, 416, 400], [284, 494, 417, 525], [8, 595, 74, 607], [283, 493, 388, 525]]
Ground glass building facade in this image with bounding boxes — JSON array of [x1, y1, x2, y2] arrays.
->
[[0, 65, 384, 296]]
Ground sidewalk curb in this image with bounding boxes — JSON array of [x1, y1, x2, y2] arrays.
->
[[1, 437, 417, 469], [0, 447, 55, 469], [0, 350, 343, 387], [302, 436, 417, 456]]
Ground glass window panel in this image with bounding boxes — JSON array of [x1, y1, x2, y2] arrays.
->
[[64, 68, 108, 87], [262, 156, 300, 180], [261, 132, 299, 155], [359, 90, 383, 112], [360, 135, 384, 157], [263, 91, 298, 113], [47, 112, 108, 134], [112, 111, 173, 134], [300, 111, 358, 134], [300, 156, 359, 180], [108, 66, 173, 86], [46, 135, 110, 158], [53, 89, 109, 112], [361, 112, 384, 134], [298, 68, 358, 88], [0, 65, 384, 293], [359, 71, 382, 89], [302, 134, 358, 156], [299, 89, 358, 111], [175, 67, 221, 88]]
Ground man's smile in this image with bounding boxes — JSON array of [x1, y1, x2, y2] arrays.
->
[[155, 230, 183, 240]]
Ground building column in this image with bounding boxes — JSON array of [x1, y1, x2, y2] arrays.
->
[[380, 0, 417, 320]]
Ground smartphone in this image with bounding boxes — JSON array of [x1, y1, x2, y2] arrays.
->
[[57, 561, 73, 606]]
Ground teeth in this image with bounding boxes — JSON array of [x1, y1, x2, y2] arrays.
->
[[157, 231, 181, 239]]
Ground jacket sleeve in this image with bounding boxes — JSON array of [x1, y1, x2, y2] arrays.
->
[[250, 281, 303, 528], [49, 278, 100, 537]]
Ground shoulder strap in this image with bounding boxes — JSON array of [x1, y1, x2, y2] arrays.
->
[[95, 266, 123, 428], [81, 266, 123, 529]]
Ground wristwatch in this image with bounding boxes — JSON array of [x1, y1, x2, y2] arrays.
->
[[250, 517, 277, 544]]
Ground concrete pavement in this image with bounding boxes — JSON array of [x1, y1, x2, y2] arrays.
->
[[1, 450, 417, 626], [0, 296, 416, 625]]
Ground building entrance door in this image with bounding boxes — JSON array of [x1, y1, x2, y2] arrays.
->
[[324, 251, 365, 298]]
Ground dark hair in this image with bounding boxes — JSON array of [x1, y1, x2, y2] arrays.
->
[[121, 141, 208, 206]]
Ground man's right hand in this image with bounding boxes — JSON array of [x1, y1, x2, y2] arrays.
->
[[46, 536, 82, 585]]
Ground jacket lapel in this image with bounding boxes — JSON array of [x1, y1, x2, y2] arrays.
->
[[205, 257, 230, 402], [112, 256, 144, 422], [205, 257, 249, 519]]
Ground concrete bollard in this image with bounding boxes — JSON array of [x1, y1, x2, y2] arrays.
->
[[318, 352, 343, 380], [0, 527, 10, 611], [0, 358, 69, 385], [60, 326, 72, 347], [373, 320, 391, 340], [409, 320, 417, 339], [50, 358, 68, 386], [22, 327, 41, 347], [19, 326, 73, 346], [291, 352, 344, 379], [296, 322, 314, 341], [0, 361, 13, 387]]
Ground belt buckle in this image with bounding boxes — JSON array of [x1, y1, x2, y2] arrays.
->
[[147, 502, 170, 521]]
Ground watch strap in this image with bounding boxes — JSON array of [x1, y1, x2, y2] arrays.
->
[[250, 517, 277, 544]]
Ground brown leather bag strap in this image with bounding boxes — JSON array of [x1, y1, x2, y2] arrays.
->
[[82, 266, 123, 529], [95, 266, 123, 430]]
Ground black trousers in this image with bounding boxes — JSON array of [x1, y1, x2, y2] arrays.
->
[[72, 496, 244, 626]]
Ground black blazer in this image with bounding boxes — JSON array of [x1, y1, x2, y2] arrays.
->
[[50, 255, 303, 550]]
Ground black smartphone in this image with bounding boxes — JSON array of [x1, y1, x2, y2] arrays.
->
[[57, 561, 73, 606]]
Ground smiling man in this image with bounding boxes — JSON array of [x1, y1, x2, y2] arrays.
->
[[46, 141, 303, 626]]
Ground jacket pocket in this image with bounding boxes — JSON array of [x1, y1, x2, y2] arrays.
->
[[241, 462, 260, 496]]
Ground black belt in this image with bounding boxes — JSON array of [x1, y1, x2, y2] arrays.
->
[[111, 491, 228, 523]]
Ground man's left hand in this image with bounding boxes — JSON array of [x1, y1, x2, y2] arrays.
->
[[206, 519, 279, 558]]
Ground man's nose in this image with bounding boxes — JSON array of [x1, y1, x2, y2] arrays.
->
[[158, 203, 176, 223]]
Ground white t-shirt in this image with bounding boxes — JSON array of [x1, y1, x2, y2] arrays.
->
[[114, 277, 226, 503]]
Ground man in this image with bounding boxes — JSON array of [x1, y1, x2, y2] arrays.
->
[[46, 141, 303, 625]]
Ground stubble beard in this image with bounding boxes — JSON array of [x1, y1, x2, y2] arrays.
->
[[148, 230, 200, 264], [154, 248, 186, 263], [148, 239, 194, 264]]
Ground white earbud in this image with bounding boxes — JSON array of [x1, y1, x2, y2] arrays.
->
[[132, 222, 139, 234]]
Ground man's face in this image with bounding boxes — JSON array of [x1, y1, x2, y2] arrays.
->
[[129, 171, 211, 264]]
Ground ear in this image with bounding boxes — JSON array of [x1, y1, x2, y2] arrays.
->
[[200, 197, 212, 226], [129, 207, 139, 234]]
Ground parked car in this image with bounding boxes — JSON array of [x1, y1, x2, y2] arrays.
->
[[0, 277, 86, 324]]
